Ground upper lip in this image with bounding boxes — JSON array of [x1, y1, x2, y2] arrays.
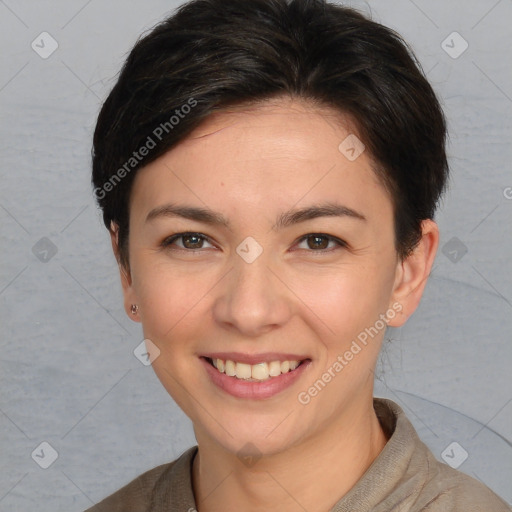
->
[[201, 352, 310, 365]]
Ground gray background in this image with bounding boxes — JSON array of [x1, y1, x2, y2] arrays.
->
[[1, 0, 511, 510]]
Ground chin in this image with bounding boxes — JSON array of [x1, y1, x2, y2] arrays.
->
[[195, 409, 310, 460]]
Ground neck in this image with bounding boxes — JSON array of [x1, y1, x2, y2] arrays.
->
[[191, 396, 389, 512]]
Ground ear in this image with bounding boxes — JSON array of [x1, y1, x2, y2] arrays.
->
[[109, 222, 141, 323], [387, 219, 439, 327]]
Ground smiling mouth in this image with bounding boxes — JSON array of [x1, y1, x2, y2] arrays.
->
[[204, 357, 308, 382]]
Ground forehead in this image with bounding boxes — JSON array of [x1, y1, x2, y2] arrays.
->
[[130, 98, 391, 224], [183, 98, 361, 163]]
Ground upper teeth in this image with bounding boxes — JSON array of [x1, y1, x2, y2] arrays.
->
[[211, 358, 300, 381]]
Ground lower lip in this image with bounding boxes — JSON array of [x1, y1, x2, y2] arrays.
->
[[201, 357, 311, 400]]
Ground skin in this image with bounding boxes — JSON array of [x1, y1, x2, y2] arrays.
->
[[110, 97, 439, 512]]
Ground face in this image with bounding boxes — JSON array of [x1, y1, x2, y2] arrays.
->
[[118, 98, 408, 457]]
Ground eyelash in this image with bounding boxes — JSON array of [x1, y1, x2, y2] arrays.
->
[[160, 232, 347, 254]]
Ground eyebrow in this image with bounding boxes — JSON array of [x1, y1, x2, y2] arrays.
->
[[145, 201, 366, 230]]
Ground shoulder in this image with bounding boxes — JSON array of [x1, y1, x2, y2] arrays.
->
[[416, 453, 511, 511], [372, 399, 511, 511], [83, 462, 174, 512], [83, 446, 197, 512]]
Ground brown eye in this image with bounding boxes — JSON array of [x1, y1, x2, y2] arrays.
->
[[161, 232, 214, 250], [181, 234, 205, 249], [306, 235, 329, 250], [295, 234, 346, 252]]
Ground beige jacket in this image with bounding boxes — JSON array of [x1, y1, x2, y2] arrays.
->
[[85, 398, 511, 511]]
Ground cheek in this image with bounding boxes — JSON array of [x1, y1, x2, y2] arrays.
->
[[132, 256, 210, 342], [293, 262, 394, 336], [133, 261, 210, 411]]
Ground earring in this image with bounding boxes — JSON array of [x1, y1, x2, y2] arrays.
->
[[130, 304, 139, 315]]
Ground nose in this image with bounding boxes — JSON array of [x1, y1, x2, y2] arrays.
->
[[212, 249, 293, 337]]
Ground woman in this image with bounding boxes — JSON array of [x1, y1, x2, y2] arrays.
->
[[87, 0, 510, 510]]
